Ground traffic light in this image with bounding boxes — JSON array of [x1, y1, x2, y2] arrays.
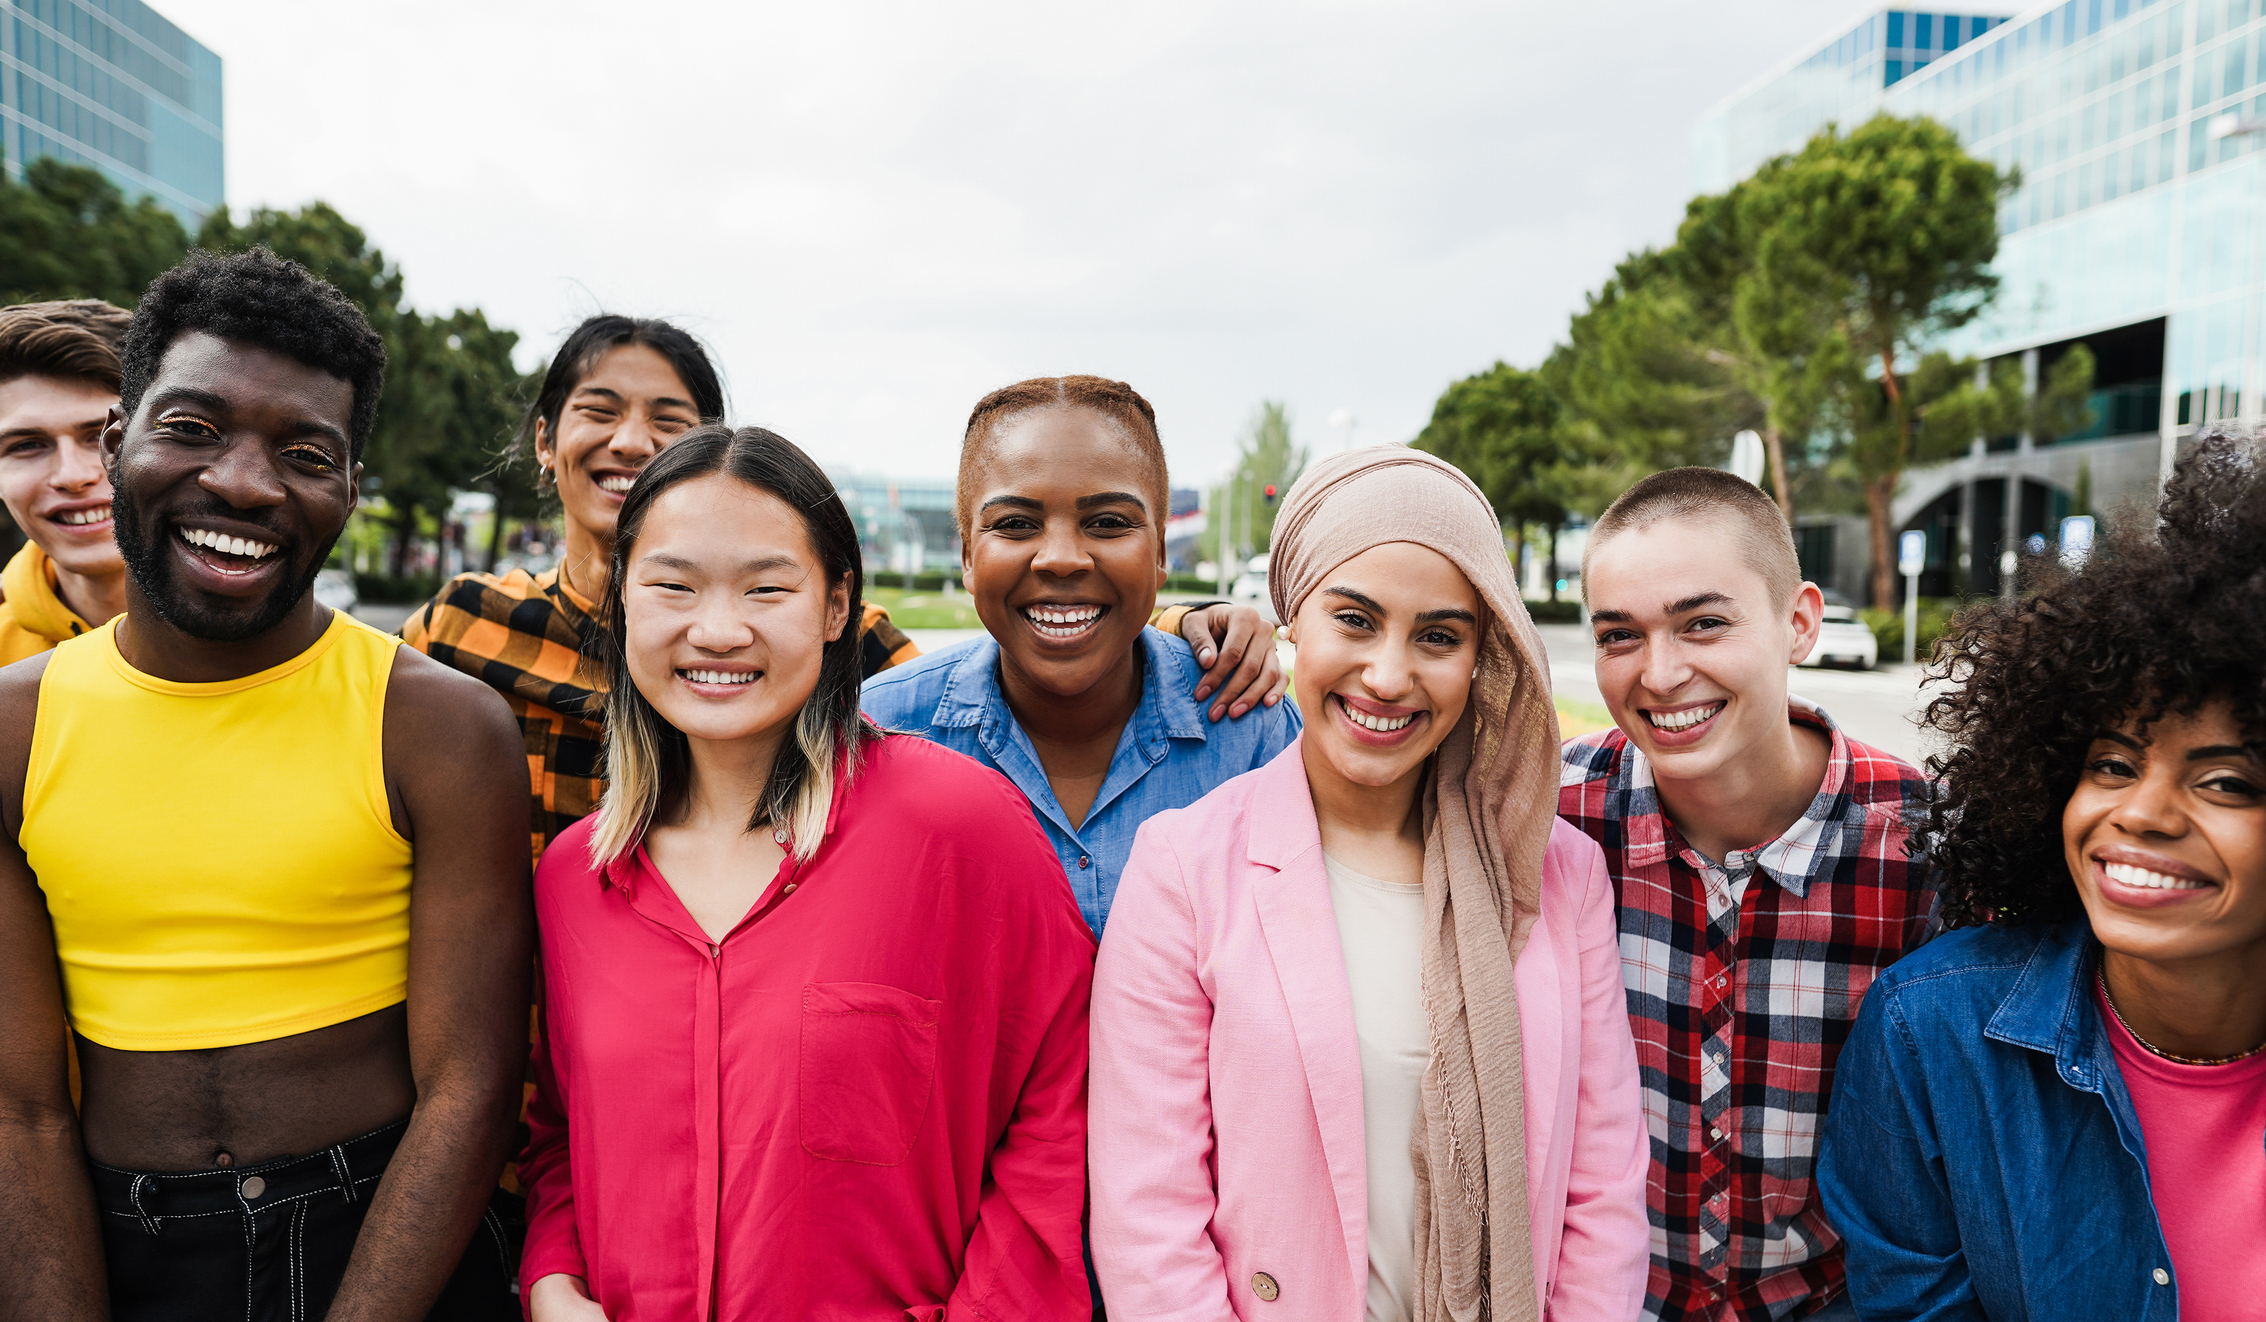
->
[[1263, 484, 1278, 505]]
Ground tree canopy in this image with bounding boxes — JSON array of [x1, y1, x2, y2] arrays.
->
[[1412, 361, 1593, 599], [1549, 112, 2096, 605], [1211, 400, 1307, 564], [195, 205, 531, 575], [0, 158, 190, 307]]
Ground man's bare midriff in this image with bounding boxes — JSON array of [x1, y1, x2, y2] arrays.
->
[[75, 1002, 416, 1171]]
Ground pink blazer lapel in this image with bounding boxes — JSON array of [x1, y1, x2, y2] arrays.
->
[[1245, 739, 1368, 1293]]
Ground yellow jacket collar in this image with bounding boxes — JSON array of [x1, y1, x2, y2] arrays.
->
[[2, 542, 92, 644]]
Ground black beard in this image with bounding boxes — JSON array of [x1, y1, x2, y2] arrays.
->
[[111, 482, 337, 644]]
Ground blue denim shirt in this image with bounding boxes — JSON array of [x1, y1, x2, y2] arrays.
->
[[1817, 917, 2235, 1321], [859, 627, 1301, 937]]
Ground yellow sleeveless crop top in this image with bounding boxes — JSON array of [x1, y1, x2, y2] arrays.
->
[[22, 612, 414, 1051]]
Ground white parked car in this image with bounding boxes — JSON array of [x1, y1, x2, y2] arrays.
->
[[1230, 554, 1273, 622], [1801, 600, 1878, 670], [314, 567, 359, 614]]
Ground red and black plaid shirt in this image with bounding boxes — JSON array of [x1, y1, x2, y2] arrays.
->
[[1558, 700, 1935, 1322]]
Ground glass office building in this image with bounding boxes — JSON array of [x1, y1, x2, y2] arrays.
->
[[1, 0, 222, 228], [1695, 2, 2246, 600]]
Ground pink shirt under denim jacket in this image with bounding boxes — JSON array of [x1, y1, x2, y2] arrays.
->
[[519, 734, 1097, 1321], [1089, 738, 1651, 1321]]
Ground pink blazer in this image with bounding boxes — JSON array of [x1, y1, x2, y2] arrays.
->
[[1090, 738, 1649, 1322]]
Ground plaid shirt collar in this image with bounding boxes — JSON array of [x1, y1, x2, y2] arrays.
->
[[1602, 696, 1847, 900]]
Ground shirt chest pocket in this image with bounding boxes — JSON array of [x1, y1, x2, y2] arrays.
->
[[798, 981, 944, 1165]]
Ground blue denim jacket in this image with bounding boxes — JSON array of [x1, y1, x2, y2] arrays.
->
[[1817, 916, 2230, 1321], [859, 628, 1301, 937]]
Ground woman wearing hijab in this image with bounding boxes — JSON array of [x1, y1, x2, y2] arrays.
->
[[1089, 447, 1649, 1322]]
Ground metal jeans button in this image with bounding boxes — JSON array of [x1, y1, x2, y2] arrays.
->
[[240, 1175, 267, 1201]]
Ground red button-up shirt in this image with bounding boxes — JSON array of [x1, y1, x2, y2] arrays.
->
[[520, 734, 1097, 1320]]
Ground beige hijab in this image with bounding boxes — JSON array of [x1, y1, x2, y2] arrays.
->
[[1269, 446, 1561, 1322]]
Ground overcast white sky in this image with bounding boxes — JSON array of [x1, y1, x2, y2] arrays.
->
[[156, 0, 1872, 486]]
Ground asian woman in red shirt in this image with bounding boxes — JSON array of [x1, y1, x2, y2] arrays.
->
[[520, 425, 1096, 1321]]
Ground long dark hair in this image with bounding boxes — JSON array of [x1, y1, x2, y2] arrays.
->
[[585, 425, 875, 863], [520, 314, 726, 471]]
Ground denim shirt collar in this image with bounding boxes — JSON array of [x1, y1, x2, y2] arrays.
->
[[927, 628, 1207, 840], [1985, 917, 2103, 1075], [1983, 914, 2153, 1173]]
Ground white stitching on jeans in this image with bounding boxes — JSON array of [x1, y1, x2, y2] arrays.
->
[[482, 1206, 511, 1278], [292, 1201, 308, 1322], [328, 1144, 356, 1203], [241, 1203, 255, 1322]]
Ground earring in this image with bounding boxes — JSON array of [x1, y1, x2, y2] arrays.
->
[[538, 462, 555, 487]]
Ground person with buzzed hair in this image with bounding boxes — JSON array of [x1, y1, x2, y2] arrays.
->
[[0, 299, 135, 660], [1557, 468, 1935, 1322], [0, 249, 531, 1321]]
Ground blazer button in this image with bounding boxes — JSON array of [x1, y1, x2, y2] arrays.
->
[[1251, 1272, 1279, 1302]]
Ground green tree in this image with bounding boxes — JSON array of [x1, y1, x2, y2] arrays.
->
[[1209, 401, 1307, 565], [1553, 169, 1853, 525], [1412, 362, 1593, 601], [1740, 114, 2022, 607], [0, 156, 190, 305]]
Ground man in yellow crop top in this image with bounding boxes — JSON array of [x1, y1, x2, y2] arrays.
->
[[0, 300, 135, 661], [0, 250, 533, 1322]]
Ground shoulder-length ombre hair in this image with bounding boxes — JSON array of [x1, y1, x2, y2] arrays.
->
[[585, 425, 875, 865]]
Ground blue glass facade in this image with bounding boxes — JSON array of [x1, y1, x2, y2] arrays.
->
[[1692, 3, 2261, 600], [1, 0, 222, 228], [1695, 11, 2009, 191]]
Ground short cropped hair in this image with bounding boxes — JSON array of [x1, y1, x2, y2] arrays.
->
[[956, 376, 1169, 537], [120, 248, 387, 461], [1583, 467, 1799, 607], [0, 299, 133, 394]]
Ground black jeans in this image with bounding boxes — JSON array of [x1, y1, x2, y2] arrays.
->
[[90, 1118, 520, 1322]]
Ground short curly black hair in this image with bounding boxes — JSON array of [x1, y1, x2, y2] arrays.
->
[[118, 247, 386, 460], [1922, 431, 2266, 928]]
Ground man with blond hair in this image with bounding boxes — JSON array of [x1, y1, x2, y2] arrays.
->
[[0, 300, 134, 661], [1559, 467, 1935, 1322]]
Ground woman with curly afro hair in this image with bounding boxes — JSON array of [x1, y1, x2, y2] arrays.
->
[[1816, 432, 2266, 1322]]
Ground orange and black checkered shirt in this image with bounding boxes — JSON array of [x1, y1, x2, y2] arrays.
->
[[402, 566, 918, 864]]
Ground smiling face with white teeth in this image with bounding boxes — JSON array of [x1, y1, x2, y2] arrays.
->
[[1288, 542, 1481, 804], [105, 331, 358, 656], [623, 472, 849, 752], [534, 344, 702, 602], [963, 405, 1167, 715], [1585, 513, 1829, 863], [2065, 700, 2266, 982], [0, 370, 127, 623]]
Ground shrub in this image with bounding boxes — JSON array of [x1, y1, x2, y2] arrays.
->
[[1860, 596, 1965, 663]]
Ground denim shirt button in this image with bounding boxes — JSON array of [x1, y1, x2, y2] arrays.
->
[[1079, 855, 1091, 869], [2153, 1268, 2170, 1286]]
